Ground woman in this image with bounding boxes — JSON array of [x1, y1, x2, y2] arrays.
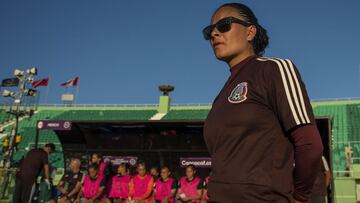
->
[[75, 164, 106, 203], [150, 166, 160, 182], [90, 153, 109, 179], [105, 163, 131, 203], [176, 165, 203, 203], [128, 161, 154, 203], [202, 3, 323, 203], [154, 166, 177, 203]]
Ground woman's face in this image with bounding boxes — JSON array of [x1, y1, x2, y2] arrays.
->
[[160, 168, 170, 180], [118, 165, 126, 175], [210, 7, 255, 65], [185, 167, 195, 179], [137, 164, 147, 176], [88, 168, 98, 179], [150, 168, 159, 176], [91, 154, 100, 164]]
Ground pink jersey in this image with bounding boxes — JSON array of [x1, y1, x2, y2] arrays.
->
[[155, 178, 175, 203], [180, 177, 201, 203], [108, 175, 131, 198], [83, 175, 104, 199], [133, 174, 153, 200], [98, 162, 106, 177]]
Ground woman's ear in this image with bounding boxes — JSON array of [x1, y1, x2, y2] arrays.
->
[[246, 25, 257, 41]]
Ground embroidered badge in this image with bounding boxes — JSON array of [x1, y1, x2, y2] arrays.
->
[[228, 82, 248, 103]]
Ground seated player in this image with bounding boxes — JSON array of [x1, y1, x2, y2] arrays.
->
[[176, 165, 203, 203], [150, 166, 160, 182], [128, 161, 154, 202], [200, 176, 209, 203], [90, 153, 111, 179], [75, 164, 106, 203], [154, 166, 177, 203], [57, 158, 84, 203], [104, 163, 131, 203]]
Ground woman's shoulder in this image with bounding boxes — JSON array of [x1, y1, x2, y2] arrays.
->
[[256, 56, 295, 66], [255, 56, 298, 75], [256, 56, 292, 65]]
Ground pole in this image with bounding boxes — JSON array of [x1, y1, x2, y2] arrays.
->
[[5, 112, 18, 168], [75, 83, 79, 104], [45, 77, 50, 104], [35, 123, 39, 149], [6, 76, 25, 168]]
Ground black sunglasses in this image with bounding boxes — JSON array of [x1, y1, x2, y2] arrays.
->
[[202, 17, 253, 40]]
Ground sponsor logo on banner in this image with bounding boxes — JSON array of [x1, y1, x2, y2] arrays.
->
[[103, 156, 138, 166], [180, 157, 212, 168], [37, 121, 44, 129], [37, 120, 72, 131]]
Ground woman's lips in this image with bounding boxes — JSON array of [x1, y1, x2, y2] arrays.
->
[[213, 42, 224, 48]]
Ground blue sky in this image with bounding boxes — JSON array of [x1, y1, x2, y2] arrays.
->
[[0, 1, 359, 104]]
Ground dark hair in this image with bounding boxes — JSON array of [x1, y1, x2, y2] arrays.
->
[[44, 143, 56, 152], [151, 166, 159, 172], [88, 163, 99, 171], [137, 160, 146, 168], [214, 3, 269, 56], [91, 152, 102, 159], [119, 163, 130, 171], [160, 166, 170, 171], [185, 164, 196, 171]]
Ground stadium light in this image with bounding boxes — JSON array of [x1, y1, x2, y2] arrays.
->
[[26, 67, 38, 75], [1, 66, 40, 169], [27, 77, 34, 82], [2, 90, 15, 97], [24, 89, 37, 97], [14, 69, 24, 77]]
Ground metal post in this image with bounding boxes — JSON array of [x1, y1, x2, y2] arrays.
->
[[35, 123, 39, 149], [5, 77, 25, 168], [7, 114, 19, 168]]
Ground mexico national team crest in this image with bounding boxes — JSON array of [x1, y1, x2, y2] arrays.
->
[[228, 82, 248, 104]]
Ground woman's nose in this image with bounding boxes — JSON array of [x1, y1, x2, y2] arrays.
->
[[211, 28, 220, 40]]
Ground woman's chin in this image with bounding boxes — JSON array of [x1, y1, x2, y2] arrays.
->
[[214, 52, 228, 61], [215, 54, 231, 63]]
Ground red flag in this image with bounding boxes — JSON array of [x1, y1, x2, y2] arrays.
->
[[32, 77, 49, 88], [61, 77, 79, 86]]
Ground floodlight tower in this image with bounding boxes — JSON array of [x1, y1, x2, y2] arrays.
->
[[1, 67, 38, 168]]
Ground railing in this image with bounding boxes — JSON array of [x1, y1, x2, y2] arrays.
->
[[311, 97, 360, 102], [333, 170, 354, 178], [31, 103, 159, 108], [26, 103, 213, 108], [171, 103, 212, 107], [332, 141, 360, 178], [0, 96, 360, 109]]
